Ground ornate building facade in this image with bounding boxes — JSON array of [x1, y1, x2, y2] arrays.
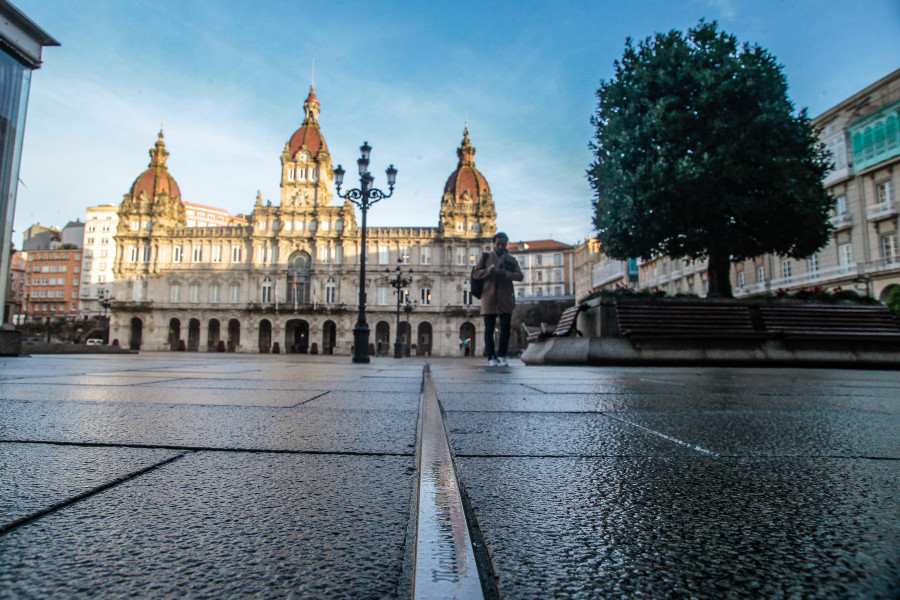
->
[[109, 88, 497, 356]]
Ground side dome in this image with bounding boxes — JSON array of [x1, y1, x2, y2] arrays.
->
[[287, 85, 329, 157], [130, 130, 181, 200], [443, 128, 490, 203]]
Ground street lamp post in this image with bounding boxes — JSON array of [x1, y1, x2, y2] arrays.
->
[[385, 259, 413, 359], [403, 298, 416, 356], [334, 142, 397, 364]]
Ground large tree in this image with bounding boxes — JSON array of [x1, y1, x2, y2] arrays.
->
[[588, 20, 833, 298]]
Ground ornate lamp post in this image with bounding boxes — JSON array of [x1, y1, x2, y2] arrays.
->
[[334, 142, 397, 364], [385, 259, 413, 359], [403, 298, 417, 356]]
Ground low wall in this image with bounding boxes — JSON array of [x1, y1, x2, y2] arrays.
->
[[21, 343, 137, 355]]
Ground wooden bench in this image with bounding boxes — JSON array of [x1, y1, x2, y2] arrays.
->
[[526, 304, 586, 343], [758, 304, 900, 342], [615, 300, 768, 341]]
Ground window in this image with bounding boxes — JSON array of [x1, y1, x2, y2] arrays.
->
[[322, 220, 330, 231], [835, 195, 848, 215], [170, 284, 181, 303], [882, 234, 898, 259], [99, 250, 108, 258], [535, 270, 543, 282], [84, 250, 92, 259], [296, 220, 305, 231], [230, 283, 241, 303], [142, 246, 151, 263], [258, 246, 267, 263], [333, 246, 343, 265], [757, 266, 765, 284], [192, 246, 202, 262], [400, 246, 411, 264], [258, 221, 266, 231], [420, 246, 432, 265], [319, 246, 330, 264], [86, 237, 94, 245], [325, 278, 337, 304], [99, 262, 107, 271], [463, 289, 473, 305], [190, 284, 200, 303], [102, 238, 109, 244], [876, 180, 893, 205], [781, 260, 792, 279], [838, 243, 853, 267], [377, 286, 390, 305], [456, 222, 464, 232], [535, 287, 543, 297], [210, 284, 220, 304], [456, 247, 465, 265], [232, 246, 242, 263], [288, 168, 295, 181], [808, 254, 819, 274], [284, 220, 292, 231], [554, 253, 563, 266], [128, 246, 138, 262], [420, 287, 432, 305], [553, 269, 563, 282], [378, 245, 390, 265], [212, 245, 222, 263], [173, 246, 182, 263], [536, 255, 543, 266], [271, 246, 279, 263], [298, 168, 307, 180], [130, 221, 139, 231], [737, 271, 745, 288], [261, 277, 273, 303]]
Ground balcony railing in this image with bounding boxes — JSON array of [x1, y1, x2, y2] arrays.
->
[[866, 256, 900, 274], [829, 213, 852, 230], [767, 264, 857, 289], [866, 200, 897, 221]]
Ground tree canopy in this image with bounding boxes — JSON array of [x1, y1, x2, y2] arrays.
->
[[588, 20, 833, 297]]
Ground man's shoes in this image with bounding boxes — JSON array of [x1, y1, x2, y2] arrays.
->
[[488, 358, 498, 367], [497, 356, 509, 367]]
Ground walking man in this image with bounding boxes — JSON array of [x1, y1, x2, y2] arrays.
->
[[472, 232, 524, 366]]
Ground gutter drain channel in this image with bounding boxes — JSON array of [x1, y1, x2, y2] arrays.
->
[[412, 366, 485, 599]]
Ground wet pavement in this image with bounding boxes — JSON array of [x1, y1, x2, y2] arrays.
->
[[0, 354, 897, 598]]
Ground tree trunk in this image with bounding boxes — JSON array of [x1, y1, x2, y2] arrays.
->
[[706, 245, 733, 299]]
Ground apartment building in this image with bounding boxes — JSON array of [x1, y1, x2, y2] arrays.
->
[[507, 239, 574, 301], [23, 241, 82, 321]]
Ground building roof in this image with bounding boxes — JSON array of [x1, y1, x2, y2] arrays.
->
[[508, 239, 572, 252], [443, 128, 491, 203], [130, 130, 181, 201], [287, 86, 328, 157]]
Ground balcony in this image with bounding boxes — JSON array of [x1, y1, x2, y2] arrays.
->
[[866, 256, 900, 274], [866, 200, 897, 221], [768, 264, 857, 290], [829, 212, 853, 230], [733, 282, 767, 297]]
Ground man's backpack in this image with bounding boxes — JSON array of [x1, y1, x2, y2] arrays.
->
[[470, 252, 489, 299]]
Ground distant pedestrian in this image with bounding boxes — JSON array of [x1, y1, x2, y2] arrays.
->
[[472, 232, 523, 366]]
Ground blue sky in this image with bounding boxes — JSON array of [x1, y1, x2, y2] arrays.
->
[[11, 0, 900, 247]]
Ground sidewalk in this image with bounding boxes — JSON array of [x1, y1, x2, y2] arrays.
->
[[0, 353, 897, 598]]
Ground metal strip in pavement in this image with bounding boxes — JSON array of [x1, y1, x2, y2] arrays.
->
[[413, 365, 485, 599]]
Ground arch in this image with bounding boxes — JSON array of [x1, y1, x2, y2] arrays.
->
[[129, 317, 143, 351], [375, 320, 391, 356], [227, 319, 241, 352], [417, 321, 433, 356], [168, 318, 181, 351], [258, 319, 272, 353], [207, 319, 221, 351], [460, 321, 476, 357], [322, 320, 336, 355], [187, 318, 200, 351], [287, 250, 312, 305], [285, 319, 310, 353], [879, 283, 898, 303]]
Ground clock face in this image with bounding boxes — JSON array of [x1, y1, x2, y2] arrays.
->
[[299, 152, 309, 161]]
